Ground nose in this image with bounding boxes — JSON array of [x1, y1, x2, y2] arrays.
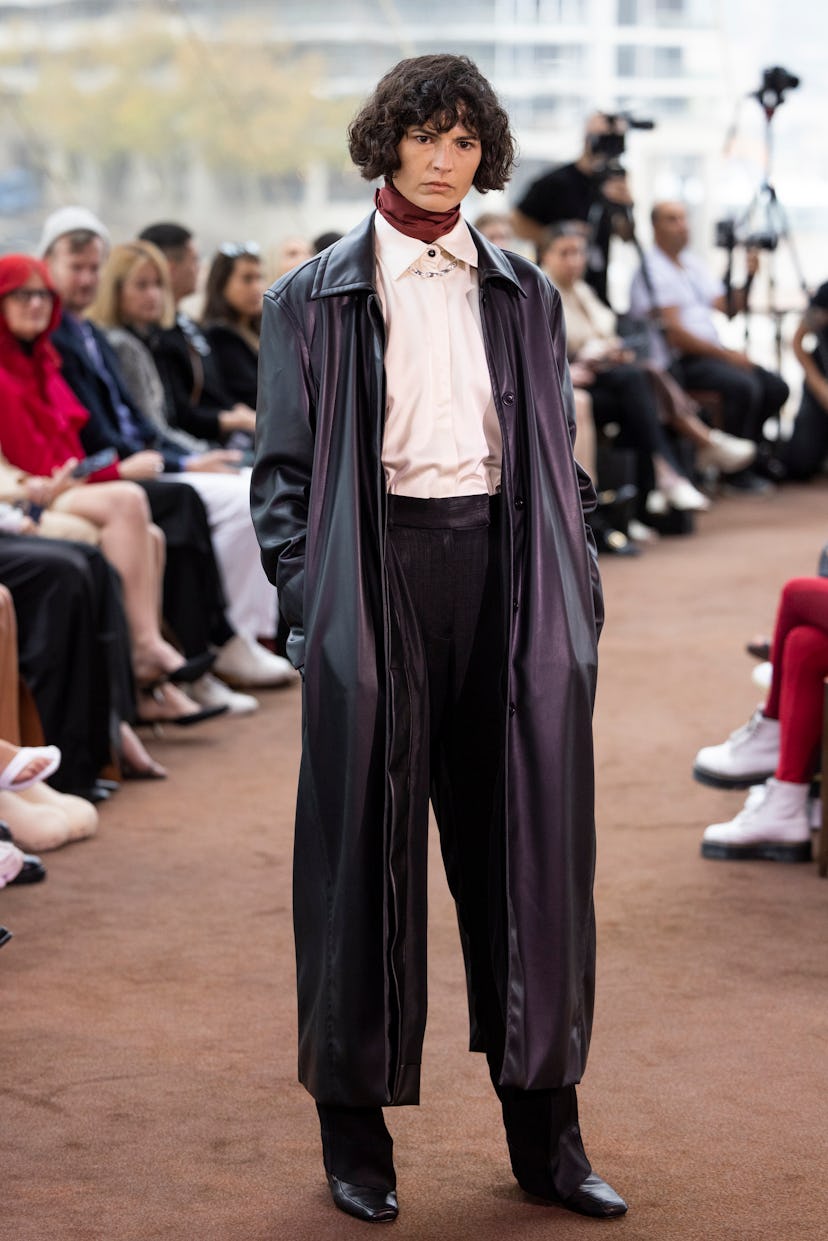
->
[[431, 138, 454, 171]]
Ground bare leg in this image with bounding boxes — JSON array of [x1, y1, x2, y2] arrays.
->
[[55, 481, 188, 680]]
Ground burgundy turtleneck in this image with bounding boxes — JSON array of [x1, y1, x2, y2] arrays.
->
[[374, 182, 461, 244]]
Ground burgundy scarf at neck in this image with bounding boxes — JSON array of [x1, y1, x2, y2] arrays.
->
[[374, 182, 461, 243]]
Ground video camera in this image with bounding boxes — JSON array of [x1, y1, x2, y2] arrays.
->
[[587, 111, 655, 168], [751, 65, 800, 115], [715, 217, 778, 253]]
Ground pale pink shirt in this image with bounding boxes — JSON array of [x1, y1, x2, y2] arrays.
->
[[374, 211, 502, 498]]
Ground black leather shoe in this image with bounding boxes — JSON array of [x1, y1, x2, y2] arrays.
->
[[326, 1173, 398, 1222], [9, 853, 47, 884], [69, 784, 110, 804], [0, 926, 12, 948], [522, 1172, 627, 1218]]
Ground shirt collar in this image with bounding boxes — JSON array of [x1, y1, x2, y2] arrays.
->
[[374, 211, 478, 280]]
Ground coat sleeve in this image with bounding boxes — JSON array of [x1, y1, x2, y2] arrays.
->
[[250, 291, 315, 669], [546, 282, 605, 641]]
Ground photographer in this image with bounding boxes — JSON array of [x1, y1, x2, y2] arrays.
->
[[513, 113, 635, 305]]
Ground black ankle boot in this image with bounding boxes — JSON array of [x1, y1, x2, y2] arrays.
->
[[317, 1103, 398, 1221]]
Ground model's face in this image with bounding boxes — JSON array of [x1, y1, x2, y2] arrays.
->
[[47, 237, 104, 313], [224, 256, 265, 319], [393, 117, 482, 211], [541, 236, 587, 288], [167, 239, 200, 301], [2, 274, 55, 340], [120, 259, 165, 328], [654, 204, 690, 254]]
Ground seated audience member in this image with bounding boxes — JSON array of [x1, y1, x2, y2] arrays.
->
[[40, 210, 286, 696], [513, 113, 636, 305], [541, 226, 755, 479], [629, 202, 789, 484], [473, 212, 514, 249], [137, 222, 256, 450], [201, 243, 263, 413], [0, 455, 169, 779], [775, 282, 828, 480], [90, 241, 294, 696], [0, 253, 227, 733], [540, 225, 710, 514], [692, 576, 828, 862], [269, 235, 313, 280]]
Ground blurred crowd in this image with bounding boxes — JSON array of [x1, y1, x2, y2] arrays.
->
[[3, 110, 827, 937]]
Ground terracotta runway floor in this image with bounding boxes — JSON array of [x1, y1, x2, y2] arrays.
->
[[3, 482, 827, 1241]]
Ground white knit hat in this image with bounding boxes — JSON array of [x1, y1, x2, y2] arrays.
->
[[37, 206, 110, 257]]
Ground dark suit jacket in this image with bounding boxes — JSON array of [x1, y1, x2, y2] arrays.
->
[[51, 315, 186, 471]]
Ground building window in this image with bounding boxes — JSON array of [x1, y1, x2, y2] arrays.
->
[[617, 0, 637, 24]]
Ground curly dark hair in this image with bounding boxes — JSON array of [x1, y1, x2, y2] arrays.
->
[[348, 54, 516, 193]]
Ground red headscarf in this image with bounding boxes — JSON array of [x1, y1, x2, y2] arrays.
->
[[0, 253, 91, 477]]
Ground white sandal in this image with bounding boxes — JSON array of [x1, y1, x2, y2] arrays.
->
[[0, 745, 61, 792]]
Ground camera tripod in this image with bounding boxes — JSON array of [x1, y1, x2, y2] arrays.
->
[[728, 87, 810, 368]]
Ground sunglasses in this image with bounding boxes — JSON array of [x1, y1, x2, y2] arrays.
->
[[218, 241, 260, 258], [7, 288, 56, 304]]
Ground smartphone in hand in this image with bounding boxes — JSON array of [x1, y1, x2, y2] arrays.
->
[[71, 448, 118, 478]]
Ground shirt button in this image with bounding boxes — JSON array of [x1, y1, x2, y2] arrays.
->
[[427, 248, 437, 257], [514, 496, 525, 510], [513, 597, 519, 613], [509, 702, 516, 717], [503, 391, 515, 405]]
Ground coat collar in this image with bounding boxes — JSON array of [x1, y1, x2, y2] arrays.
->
[[310, 211, 526, 300]]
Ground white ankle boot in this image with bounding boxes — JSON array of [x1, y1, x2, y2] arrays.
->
[[693, 708, 780, 788], [213, 635, 298, 689], [696, 430, 757, 476], [701, 778, 812, 862]]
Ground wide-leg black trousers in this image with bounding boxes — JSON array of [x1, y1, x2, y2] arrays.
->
[[319, 493, 591, 1198]]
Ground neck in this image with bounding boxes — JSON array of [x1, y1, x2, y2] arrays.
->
[[657, 241, 682, 264]]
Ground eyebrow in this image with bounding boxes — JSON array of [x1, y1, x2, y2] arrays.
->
[[410, 124, 479, 139]]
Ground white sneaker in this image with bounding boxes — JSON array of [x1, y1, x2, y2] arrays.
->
[[693, 708, 780, 788], [213, 634, 298, 689], [701, 779, 812, 862], [644, 489, 668, 515], [189, 673, 259, 717], [663, 477, 711, 512], [627, 519, 659, 544], [696, 430, 757, 476], [751, 661, 773, 692]]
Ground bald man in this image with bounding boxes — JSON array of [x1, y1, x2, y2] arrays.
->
[[629, 202, 788, 481]]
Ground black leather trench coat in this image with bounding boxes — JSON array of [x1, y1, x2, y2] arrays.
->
[[251, 213, 604, 1108]]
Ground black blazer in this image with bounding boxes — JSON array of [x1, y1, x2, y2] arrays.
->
[[51, 315, 185, 471], [148, 317, 233, 444]]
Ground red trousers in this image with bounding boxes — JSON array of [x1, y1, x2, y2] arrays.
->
[[764, 577, 828, 782]]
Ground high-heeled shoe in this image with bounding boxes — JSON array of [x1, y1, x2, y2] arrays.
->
[[0, 926, 12, 948], [139, 650, 216, 693], [136, 684, 228, 729], [117, 722, 168, 779]]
